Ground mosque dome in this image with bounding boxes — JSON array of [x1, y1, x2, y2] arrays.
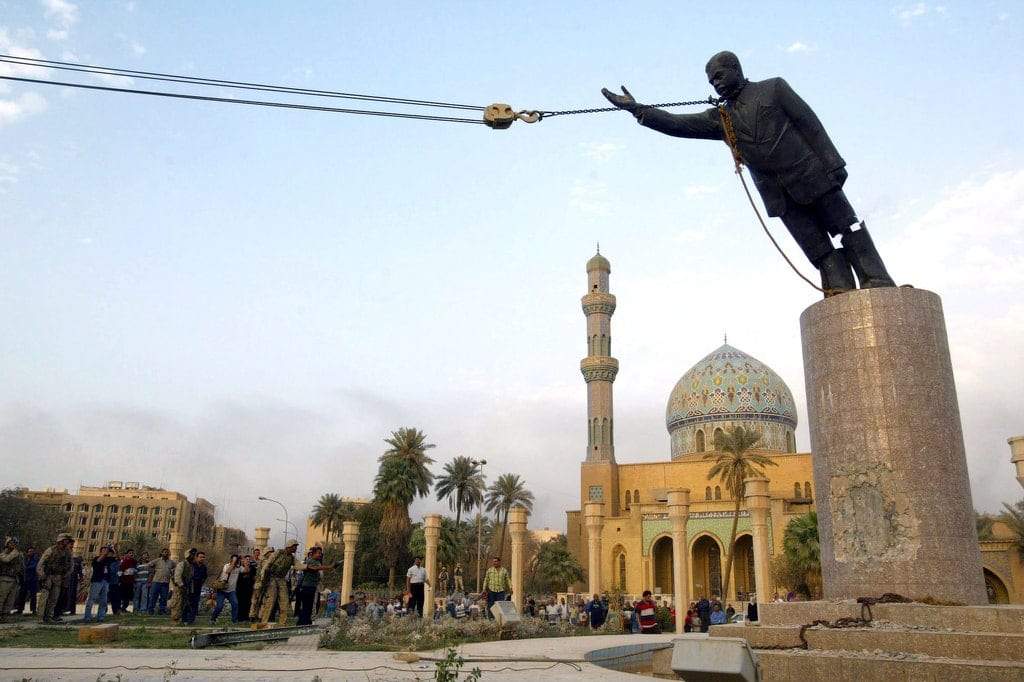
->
[[586, 252, 611, 273], [665, 343, 798, 459]]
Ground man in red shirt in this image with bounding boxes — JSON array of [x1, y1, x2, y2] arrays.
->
[[635, 590, 661, 634]]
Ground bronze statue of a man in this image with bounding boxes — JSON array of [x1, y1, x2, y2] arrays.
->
[[602, 51, 895, 295]]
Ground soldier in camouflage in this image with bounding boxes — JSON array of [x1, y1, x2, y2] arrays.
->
[[249, 546, 274, 621], [37, 533, 74, 623], [0, 536, 25, 623], [259, 539, 298, 626], [169, 548, 196, 623]]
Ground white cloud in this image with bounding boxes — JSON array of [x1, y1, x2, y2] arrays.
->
[[131, 40, 146, 56], [886, 170, 1024, 293], [568, 179, 610, 216], [579, 141, 625, 161], [41, 0, 79, 41], [0, 158, 19, 185], [0, 91, 47, 126], [892, 2, 944, 22], [674, 228, 707, 243], [784, 41, 816, 53]]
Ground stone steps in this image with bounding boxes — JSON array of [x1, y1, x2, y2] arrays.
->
[[710, 623, 1024, 661], [756, 648, 1024, 682], [756, 601, 1024, 633]]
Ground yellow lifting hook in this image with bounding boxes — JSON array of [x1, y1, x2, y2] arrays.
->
[[483, 103, 541, 129]]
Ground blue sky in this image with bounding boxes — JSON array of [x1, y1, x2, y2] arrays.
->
[[2, 1, 1022, 541]]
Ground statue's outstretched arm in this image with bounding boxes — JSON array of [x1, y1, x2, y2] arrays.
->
[[635, 107, 723, 140]]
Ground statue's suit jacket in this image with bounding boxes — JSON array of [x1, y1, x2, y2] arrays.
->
[[636, 77, 845, 217]]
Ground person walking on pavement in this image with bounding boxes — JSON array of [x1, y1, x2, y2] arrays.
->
[[132, 552, 151, 614], [260, 540, 299, 626], [36, 533, 74, 623], [169, 548, 195, 623], [83, 546, 115, 622], [0, 537, 25, 622]]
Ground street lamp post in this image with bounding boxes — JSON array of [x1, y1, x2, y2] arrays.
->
[[276, 518, 300, 544], [471, 459, 487, 593], [258, 496, 289, 547]]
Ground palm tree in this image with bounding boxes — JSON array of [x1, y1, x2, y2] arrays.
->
[[435, 456, 486, 528], [485, 473, 534, 562], [976, 511, 996, 541], [1001, 500, 1024, 559], [374, 429, 435, 588], [122, 530, 161, 558], [311, 493, 346, 547], [380, 427, 436, 497], [782, 511, 821, 597], [530, 536, 584, 593], [704, 425, 778, 599]]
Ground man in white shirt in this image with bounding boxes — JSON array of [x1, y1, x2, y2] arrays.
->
[[404, 557, 429, 617]]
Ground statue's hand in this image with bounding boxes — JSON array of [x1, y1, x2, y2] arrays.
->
[[601, 85, 639, 113]]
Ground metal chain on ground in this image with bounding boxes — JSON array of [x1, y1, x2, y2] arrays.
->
[[754, 593, 914, 651]]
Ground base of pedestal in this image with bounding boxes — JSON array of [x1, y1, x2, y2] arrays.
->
[[800, 287, 986, 605]]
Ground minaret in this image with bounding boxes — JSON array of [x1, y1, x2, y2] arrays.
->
[[581, 247, 618, 462]]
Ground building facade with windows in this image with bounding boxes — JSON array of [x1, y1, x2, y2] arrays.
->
[[19, 481, 220, 558], [565, 251, 1022, 605]]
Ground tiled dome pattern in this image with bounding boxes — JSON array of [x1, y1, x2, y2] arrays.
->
[[666, 344, 797, 458]]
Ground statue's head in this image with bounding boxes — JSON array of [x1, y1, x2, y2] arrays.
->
[[705, 51, 746, 99]]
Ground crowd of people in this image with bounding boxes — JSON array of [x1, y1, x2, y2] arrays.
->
[[4, 534, 758, 634]]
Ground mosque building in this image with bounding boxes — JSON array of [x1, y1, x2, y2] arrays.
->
[[565, 250, 1023, 604]]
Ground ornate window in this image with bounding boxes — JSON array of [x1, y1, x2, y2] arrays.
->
[[804, 482, 812, 499], [714, 486, 722, 501], [169, 508, 176, 516], [696, 429, 706, 453], [123, 506, 132, 514], [152, 507, 161, 515], [634, 489, 639, 503], [588, 485, 604, 502], [705, 486, 712, 501], [713, 427, 724, 447], [138, 506, 148, 514], [794, 482, 802, 498], [92, 504, 102, 513], [78, 503, 88, 512], [625, 490, 631, 508], [64, 503, 72, 512], [617, 553, 627, 590]]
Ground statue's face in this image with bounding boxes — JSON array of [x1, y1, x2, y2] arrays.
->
[[706, 61, 744, 99]]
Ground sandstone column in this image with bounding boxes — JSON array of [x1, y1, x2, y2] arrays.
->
[[253, 527, 270, 553], [744, 477, 772, 611], [423, 514, 441, 620], [340, 521, 359, 608], [667, 489, 690, 634], [508, 506, 529, 613], [1009, 436, 1024, 489], [801, 287, 986, 604], [584, 502, 605, 595]]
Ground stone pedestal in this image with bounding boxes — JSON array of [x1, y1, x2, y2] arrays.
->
[[423, 515, 441, 620], [800, 287, 985, 604], [340, 522, 359, 608], [584, 502, 605, 595], [1009, 436, 1024, 489], [667, 489, 690, 634], [743, 477, 772, 607], [508, 506, 529, 614]]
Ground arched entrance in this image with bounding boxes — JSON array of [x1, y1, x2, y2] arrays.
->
[[652, 536, 673, 595], [984, 569, 1010, 604], [692, 535, 723, 599], [733, 535, 755, 600]]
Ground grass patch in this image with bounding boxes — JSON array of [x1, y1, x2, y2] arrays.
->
[[0, 626, 193, 649], [322, 615, 623, 652]]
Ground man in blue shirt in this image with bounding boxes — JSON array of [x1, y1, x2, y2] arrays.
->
[[586, 593, 606, 629]]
